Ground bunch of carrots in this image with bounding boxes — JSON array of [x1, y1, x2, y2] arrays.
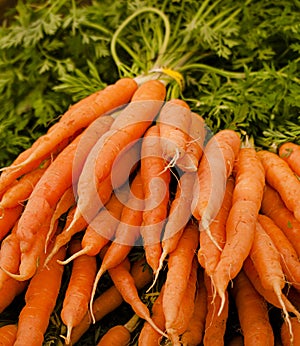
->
[[0, 76, 300, 346]]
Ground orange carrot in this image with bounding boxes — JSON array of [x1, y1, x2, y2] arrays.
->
[[180, 269, 207, 346], [176, 112, 205, 172], [198, 176, 234, 277], [140, 124, 170, 274], [0, 278, 28, 313], [60, 238, 97, 345], [96, 314, 139, 346], [158, 98, 192, 163], [13, 245, 66, 346], [261, 184, 300, 257], [250, 221, 297, 344], [281, 317, 300, 346], [0, 78, 138, 182], [231, 270, 274, 346], [203, 272, 229, 346], [191, 129, 240, 249], [258, 214, 300, 290], [108, 257, 167, 338], [162, 221, 199, 340], [257, 149, 300, 222], [212, 147, 265, 314], [0, 324, 18, 345], [138, 286, 166, 346], [0, 205, 23, 242], [279, 141, 300, 177], [70, 256, 153, 344]]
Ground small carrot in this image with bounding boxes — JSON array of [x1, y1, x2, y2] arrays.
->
[[281, 317, 300, 346], [108, 257, 167, 338], [258, 214, 300, 291], [140, 124, 171, 274], [191, 129, 240, 249], [176, 112, 206, 172], [180, 269, 207, 346], [279, 141, 300, 177], [250, 221, 297, 345], [96, 314, 139, 346], [261, 184, 300, 257], [158, 98, 192, 164], [231, 270, 274, 346], [70, 256, 153, 344], [257, 149, 300, 222], [0, 324, 18, 346], [203, 272, 229, 346], [0, 205, 23, 242], [212, 147, 265, 314], [162, 221, 199, 340]]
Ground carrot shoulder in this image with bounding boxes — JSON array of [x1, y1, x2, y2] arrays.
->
[[279, 141, 300, 177]]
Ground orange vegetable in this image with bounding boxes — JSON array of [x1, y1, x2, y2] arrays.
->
[[0, 324, 18, 346], [0, 205, 23, 242], [281, 317, 300, 346], [279, 141, 300, 177]]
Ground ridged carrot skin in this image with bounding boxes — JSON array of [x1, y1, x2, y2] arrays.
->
[[0, 324, 18, 346], [279, 141, 300, 177]]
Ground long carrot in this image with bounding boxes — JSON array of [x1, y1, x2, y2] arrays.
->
[[108, 256, 167, 338], [0, 205, 23, 242], [258, 214, 300, 291], [250, 221, 296, 345], [212, 147, 265, 314], [0, 78, 138, 181], [281, 317, 300, 346], [162, 221, 199, 340], [60, 238, 97, 345], [0, 324, 18, 346], [231, 270, 274, 346], [261, 184, 300, 257], [70, 256, 153, 344], [140, 124, 170, 274], [279, 141, 300, 177], [191, 129, 240, 250], [257, 149, 300, 222]]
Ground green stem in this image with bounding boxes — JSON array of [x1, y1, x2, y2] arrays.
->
[[179, 63, 246, 79]]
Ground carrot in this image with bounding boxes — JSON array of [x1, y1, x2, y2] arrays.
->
[[108, 256, 167, 338], [191, 129, 240, 249], [261, 184, 300, 257], [140, 124, 171, 274], [138, 286, 166, 346], [279, 141, 300, 177], [0, 159, 50, 209], [281, 317, 300, 346], [60, 238, 97, 345], [0, 324, 18, 346], [0, 205, 23, 242], [212, 147, 265, 314], [96, 314, 139, 346], [257, 149, 300, 222], [258, 214, 300, 290], [166, 256, 198, 346], [180, 269, 207, 346], [158, 98, 192, 164], [0, 78, 138, 180], [162, 221, 199, 340], [13, 245, 66, 346], [198, 176, 234, 277], [203, 272, 229, 346], [231, 270, 274, 346], [0, 278, 28, 313], [176, 112, 205, 172], [249, 221, 297, 345], [70, 256, 153, 344]]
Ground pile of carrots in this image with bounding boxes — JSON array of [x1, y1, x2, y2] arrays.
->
[[0, 77, 300, 346]]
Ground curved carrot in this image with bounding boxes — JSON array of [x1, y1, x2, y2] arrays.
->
[[261, 184, 300, 257], [1, 78, 138, 182], [231, 270, 274, 346], [60, 238, 97, 345], [158, 98, 191, 163], [257, 149, 300, 222], [0, 205, 23, 242], [258, 214, 300, 290], [0, 324, 18, 345], [191, 129, 240, 249], [140, 124, 170, 274], [162, 221, 199, 340], [70, 256, 153, 344], [212, 147, 265, 314], [279, 141, 300, 177], [281, 317, 300, 346]]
